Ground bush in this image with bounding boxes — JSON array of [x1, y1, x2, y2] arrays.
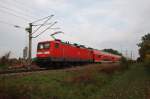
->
[[0, 52, 11, 69], [144, 58, 150, 69], [120, 57, 129, 70]]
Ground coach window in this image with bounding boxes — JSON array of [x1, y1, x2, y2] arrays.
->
[[55, 43, 59, 48], [99, 55, 101, 58]]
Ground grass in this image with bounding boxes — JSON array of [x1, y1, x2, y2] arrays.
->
[[0, 63, 150, 99], [0, 64, 8, 69], [99, 63, 150, 99]]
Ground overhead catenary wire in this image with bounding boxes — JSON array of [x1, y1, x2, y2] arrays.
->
[[0, 0, 57, 24], [12, 0, 37, 11], [32, 15, 54, 34], [0, 9, 31, 22], [0, 20, 25, 29], [32, 21, 57, 38], [32, 23, 53, 26], [0, 4, 36, 20], [32, 15, 54, 24], [12, 0, 56, 15], [0, 0, 39, 19], [0, 20, 17, 26]]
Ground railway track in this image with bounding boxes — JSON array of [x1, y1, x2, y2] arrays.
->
[[0, 63, 120, 75], [0, 64, 76, 75], [0, 67, 48, 75]]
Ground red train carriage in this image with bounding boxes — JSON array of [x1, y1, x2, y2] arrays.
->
[[92, 50, 121, 63], [110, 54, 121, 62], [36, 39, 93, 65], [92, 49, 103, 63]]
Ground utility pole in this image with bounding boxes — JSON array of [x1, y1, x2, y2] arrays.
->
[[25, 23, 33, 66], [25, 15, 58, 65], [28, 23, 32, 61], [26, 23, 32, 61]]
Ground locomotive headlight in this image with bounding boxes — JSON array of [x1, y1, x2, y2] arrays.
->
[[37, 52, 43, 54], [44, 51, 50, 54]]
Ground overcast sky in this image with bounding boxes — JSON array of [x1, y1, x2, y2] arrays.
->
[[0, 0, 150, 59]]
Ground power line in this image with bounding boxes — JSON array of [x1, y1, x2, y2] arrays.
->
[[32, 15, 54, 24], [12, 0, 56, 15], [0, 20, 24, 29], [0, 0, 38, 19], [12, 0, 36, 11], [0, 4, 36, 20], [32, 23, 53, 26], [32, 15, 54, 34], [0, 8, 31, 22], [32, 21, 57, 38], [0, 0, 57, 23], [0, 20, 16, 26]]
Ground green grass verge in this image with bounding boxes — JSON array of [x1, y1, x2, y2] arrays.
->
[[0, 63, 150, 99], [99, 63, 150, 99], [0, 64, 8, 69]]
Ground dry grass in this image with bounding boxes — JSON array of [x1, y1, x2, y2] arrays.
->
[[1, 63, 149, 99], [64, 63, 121, 86]]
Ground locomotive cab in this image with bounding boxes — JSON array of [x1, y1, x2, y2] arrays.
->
[[37, 41, 51, 58], [36, 40, 64, 64]]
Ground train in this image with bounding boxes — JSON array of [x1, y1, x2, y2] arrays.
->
[[36, 39, 121, 67]]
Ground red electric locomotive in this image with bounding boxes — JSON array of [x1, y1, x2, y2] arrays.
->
[[36, 39, 121, 67], [36, 39, 93, 66]]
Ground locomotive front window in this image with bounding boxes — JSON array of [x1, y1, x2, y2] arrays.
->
[[44, 43, 50, 49], [38, 44, 44, 49], [38, 42, 50, 50]]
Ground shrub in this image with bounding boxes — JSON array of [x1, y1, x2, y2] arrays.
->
[[120, 57, 129, 70], [0, 52, 11, 69], [144, 58, 150, 71]]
